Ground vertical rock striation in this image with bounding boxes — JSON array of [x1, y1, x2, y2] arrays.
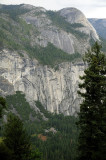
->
[[0, 50, 84, 115]]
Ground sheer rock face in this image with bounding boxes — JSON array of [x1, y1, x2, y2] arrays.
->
[[22, 12, 76, 54], [0, 5, 100, 115], [21, 6, 99, 54], [0, 50, 84, 116]]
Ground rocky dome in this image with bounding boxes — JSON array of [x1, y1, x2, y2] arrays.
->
[[59, 8, 99, 41]]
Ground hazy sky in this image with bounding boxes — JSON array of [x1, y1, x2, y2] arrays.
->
[[0, 0, 106, 18]]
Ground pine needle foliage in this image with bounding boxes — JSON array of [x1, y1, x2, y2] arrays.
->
[[3, 113, 31, 160], [77, 42, 106, 160]]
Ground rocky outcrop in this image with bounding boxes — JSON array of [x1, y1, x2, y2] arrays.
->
[[59, 8, 99, 41], [0, 5, 100, 116], [0, 49, 84, 116], [20, 5, 99, 54]]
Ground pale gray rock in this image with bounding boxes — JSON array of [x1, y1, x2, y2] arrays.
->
[[0, 5, 100, 116], [0, 49, 84, 116], [21, 4, 46, 12], [0, 76, 14, 96], [59, 8, 99, 41], [21, 6, 99, 54]]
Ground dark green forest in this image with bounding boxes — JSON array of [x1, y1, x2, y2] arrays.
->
[[3, 92, 79, 160]]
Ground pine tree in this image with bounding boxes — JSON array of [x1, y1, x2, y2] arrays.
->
[[77, 42, 106, 160], [3, 113, 31, 160], [0, 142, 12, 160], [0, 97, 6, 118]]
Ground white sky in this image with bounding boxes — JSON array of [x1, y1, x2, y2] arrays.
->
[[0, 0, 106, 18]]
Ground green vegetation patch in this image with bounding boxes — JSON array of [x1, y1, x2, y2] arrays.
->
[[6, 92, 79, 160], [25, 42, 81, 67], [6, 91, 45, 134], [0, 8, 81, 67], [32, 101, 79, 160], [0, 4, 30, 21], [0, 17, 38, 51], [46, 10, 87, 39], [100, 37, 106, 53], [6, 91, 36, 121], [0, 137, 3, 143]]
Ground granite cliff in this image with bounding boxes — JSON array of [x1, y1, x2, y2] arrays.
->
[[21, 5, 99, 54], [0, 4, 99, 115], [0, 49, 84, 116]]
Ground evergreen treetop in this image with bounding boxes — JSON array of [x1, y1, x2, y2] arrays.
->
[[3, 113, 31, 160], [77, 42, 106, 160]]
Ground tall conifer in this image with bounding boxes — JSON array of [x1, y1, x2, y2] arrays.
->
[[3, 113, 31, 160], [77, 42, 106, 160]]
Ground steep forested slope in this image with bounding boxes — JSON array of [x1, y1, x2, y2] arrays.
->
[[5, 91, 79, 160]]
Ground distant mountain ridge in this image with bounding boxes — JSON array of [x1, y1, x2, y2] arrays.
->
[[88, 18, 106, 40]]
